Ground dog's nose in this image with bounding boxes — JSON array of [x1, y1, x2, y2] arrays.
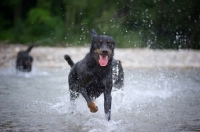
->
[[102, 50, 108, 54]]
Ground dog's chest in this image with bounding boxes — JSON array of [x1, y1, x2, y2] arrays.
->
[[83, 65, 112, 98], [85, 74, 107, 98], [86, 76, 105, 88]]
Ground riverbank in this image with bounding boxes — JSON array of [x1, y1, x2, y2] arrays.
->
[[0, 44, 200, 68]]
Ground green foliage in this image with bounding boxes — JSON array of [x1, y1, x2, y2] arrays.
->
[[25, 8, 65, 45], [27, 8, 56, 37], [0, 0, 199, 49], [117, 0, 200, 49]]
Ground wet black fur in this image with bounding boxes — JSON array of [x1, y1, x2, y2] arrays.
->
[[16, 44, 34, 72], [64, 29, 115, 120]]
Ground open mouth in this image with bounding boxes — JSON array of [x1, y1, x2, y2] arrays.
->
[[99, 55, 108, 66]]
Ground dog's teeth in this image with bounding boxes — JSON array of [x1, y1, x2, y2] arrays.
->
[[106, 56, 108, 59]]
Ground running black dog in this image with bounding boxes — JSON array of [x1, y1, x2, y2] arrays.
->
[[16, 44, 34, 72], [64, 29, 118, 121]]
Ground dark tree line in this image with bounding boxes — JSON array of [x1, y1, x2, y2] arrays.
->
[[0, 0, 199, 49]]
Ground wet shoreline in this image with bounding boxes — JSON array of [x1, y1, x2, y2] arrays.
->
[[0, 44, 200, 68]]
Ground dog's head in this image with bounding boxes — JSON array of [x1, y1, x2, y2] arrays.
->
[[90, 29, 115, 66]]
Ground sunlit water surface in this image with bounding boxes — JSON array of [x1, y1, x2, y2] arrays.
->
[[0, 67, 200, 132]]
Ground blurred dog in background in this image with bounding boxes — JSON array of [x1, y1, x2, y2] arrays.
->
[[16, 44, 34, 72]]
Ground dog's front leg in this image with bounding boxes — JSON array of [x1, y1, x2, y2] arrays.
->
[[104, 86, 112, 121], [81, 88, 98, 113]]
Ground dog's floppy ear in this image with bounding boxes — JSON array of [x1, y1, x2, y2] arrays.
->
[[91, 29, 98, 37]]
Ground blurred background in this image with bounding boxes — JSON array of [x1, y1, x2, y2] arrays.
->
[[0, 0, 200, 49]]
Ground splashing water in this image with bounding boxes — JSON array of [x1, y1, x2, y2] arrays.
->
[[0, 67, 200, 132]]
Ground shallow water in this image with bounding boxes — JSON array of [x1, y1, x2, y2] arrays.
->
[[0, 66, 200, 132]]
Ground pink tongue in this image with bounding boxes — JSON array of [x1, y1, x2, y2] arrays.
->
[[99, 55, 108, 66]]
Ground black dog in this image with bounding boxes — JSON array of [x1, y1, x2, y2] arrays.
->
[[64, 29, 117, 121], [16, 44, 34, 72]]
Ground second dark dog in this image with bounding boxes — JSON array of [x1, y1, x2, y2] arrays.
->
[[16, 44, 34, 72]]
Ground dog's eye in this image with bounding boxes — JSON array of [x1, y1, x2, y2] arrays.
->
[[107, 40, 111, 44], [98, 40, 102, 44]]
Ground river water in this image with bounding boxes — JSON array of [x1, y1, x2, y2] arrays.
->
[[0, 66, 200, 132]]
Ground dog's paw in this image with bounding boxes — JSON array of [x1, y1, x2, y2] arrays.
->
[[88, 101, 98, 113], [90, 106, 98, 113]]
